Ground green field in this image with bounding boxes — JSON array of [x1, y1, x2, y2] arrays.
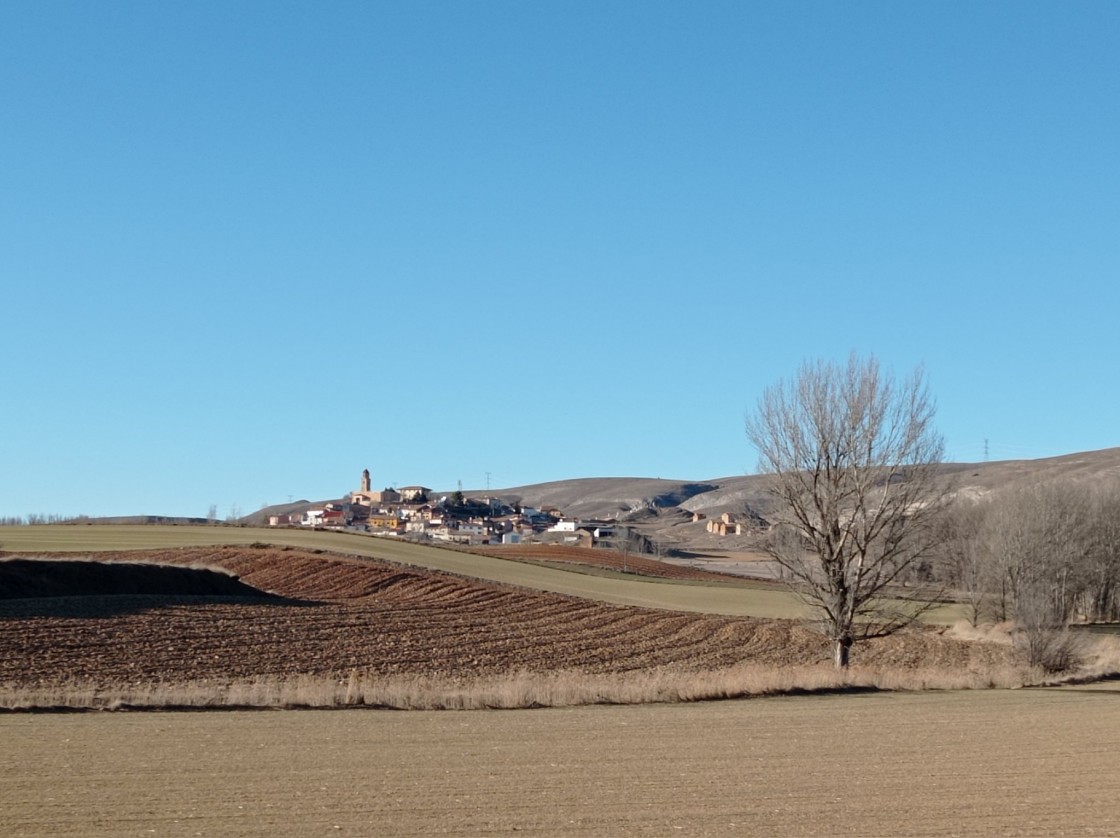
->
[[0, 524, 964, 622]]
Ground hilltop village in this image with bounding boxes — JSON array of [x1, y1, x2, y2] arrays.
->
[[268, 469, 613, 547], [267, 469, 747, 549]]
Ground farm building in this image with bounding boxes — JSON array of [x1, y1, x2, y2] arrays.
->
[[706, 512, 741, 536]]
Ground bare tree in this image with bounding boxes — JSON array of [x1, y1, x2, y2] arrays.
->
[[746, 353, 948, 667], [933, 501, 988, 626], [979, 489, 1040, 623], [980, 483, 1086, 671], [1079, 481, 1120, 623], [614, 526, 639, 573]]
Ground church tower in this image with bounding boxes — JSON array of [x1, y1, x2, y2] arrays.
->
[[361, 468, 371, 493]]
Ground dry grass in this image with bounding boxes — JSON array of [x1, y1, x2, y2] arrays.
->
[[1032, 630, 1120, 685], [946, 620, 1120, 684], [0, 662, 1038, 712]]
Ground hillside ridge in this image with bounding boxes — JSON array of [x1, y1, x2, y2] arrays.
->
[[130, 447, 1120, 536]]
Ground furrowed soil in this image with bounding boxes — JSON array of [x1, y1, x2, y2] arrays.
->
[[0, 546, 1008, 685], [4, 688, 1120, 837], [462, 543, 754, 581]]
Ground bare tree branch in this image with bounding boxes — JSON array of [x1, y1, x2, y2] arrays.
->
[[746, 353, 949, 667]]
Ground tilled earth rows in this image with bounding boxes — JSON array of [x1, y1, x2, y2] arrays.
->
[[0, 546, 1010, 685], [461, 543, 750, 581]]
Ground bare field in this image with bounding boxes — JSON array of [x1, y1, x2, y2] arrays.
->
[[462, 543, 763, 582], [3, 688, 1119, 837], [0, 525, 968, 622], [0, 546, 1008, 691], [0, 525, 810, 618]]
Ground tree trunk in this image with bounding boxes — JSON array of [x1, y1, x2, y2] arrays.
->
[[834, 637, 852, 669]]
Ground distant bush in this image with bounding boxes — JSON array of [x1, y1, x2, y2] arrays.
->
[[1, 514, 91, 526], [1015, 624, 1087, 673]]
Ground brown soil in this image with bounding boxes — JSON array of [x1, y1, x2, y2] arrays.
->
[[462, 542, 762, 581], [6, 692, 1120, 837], [0, 557, 285, 600], [0, 546, 1010, 686]]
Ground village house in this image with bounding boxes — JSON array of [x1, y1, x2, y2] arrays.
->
[[565, 529, 594, 548], [368, 512, 404, 534], [303, 507, 346, 528], [294, 468, 580, 545], [706, 512, 741, 536]]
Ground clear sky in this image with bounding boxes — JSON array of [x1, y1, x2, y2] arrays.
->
[[3, 1, 1118, 518]]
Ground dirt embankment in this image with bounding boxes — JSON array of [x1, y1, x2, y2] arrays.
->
[[0, 546, 1013, 686], [0, 557, 284, 601]]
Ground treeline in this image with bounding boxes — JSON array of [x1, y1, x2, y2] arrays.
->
[[0, 514, 91, 526], [927, 480, 1120, 670]]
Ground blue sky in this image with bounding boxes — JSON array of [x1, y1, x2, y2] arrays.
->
[[3, 1, 1118, 518]]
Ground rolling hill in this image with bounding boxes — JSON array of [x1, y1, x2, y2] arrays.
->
[[238, 448, 1120, 556]]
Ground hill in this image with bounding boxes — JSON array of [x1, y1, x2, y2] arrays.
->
[[234, 448, 1120, 558], [0, 545, 1012, 689], [495, 447, 1120, 518]]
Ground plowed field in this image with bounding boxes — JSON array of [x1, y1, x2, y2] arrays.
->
[[5, 690, 1120, 837], [462, 543, 752, 581], [1, 546, 1009, 687]]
